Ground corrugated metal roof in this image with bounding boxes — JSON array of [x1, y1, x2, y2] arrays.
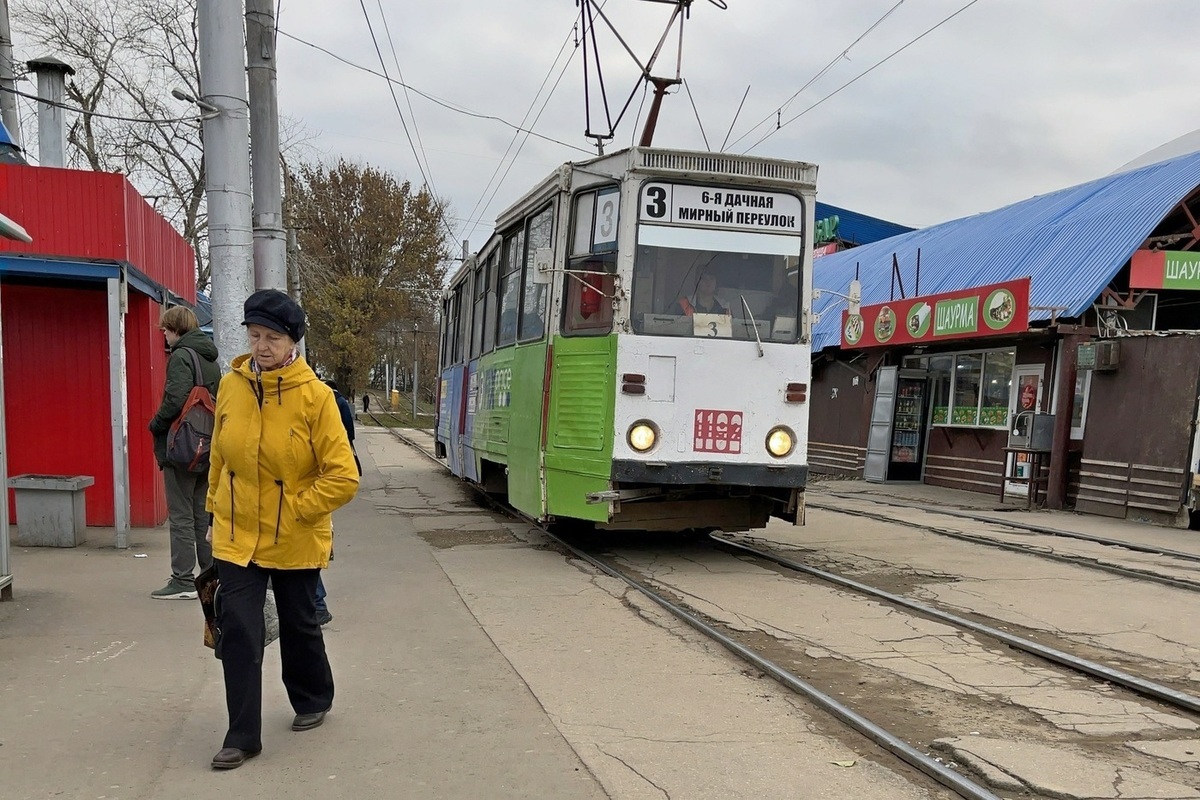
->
[[811, 150, 1200, 352], [814, 201, 913, 246]]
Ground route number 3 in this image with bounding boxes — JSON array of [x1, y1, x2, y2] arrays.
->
[[644, 186, 667, 219], [597, 197, 616, 239]]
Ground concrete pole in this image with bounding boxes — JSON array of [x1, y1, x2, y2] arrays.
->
[[198, 0, 254, 371], [26, 57, 74, 168], [0, 0, 20, 149], [245, 0, 287, 291]]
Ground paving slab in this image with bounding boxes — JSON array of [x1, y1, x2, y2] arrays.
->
[[933, 736, 1200, 799], [1127, 739, 1200, 768], [0, 428, 605, 800]]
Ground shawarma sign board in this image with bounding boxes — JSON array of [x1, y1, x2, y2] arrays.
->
[[1130, 249, 1200, 290], [840, 277, 1031, 349]]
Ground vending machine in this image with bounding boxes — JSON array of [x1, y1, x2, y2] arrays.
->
[[865, 367, 929, 483]]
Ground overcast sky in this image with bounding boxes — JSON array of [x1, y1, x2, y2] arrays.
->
[[272, 0, 1200, 251]]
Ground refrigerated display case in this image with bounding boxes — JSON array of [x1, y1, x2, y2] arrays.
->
[[865, 367, 929, 483]]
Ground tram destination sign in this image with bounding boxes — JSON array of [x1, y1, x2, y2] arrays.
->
[[639, 182, 803, 235], [840, 277, 1030, 349], [1130, 249, 1200, 290]]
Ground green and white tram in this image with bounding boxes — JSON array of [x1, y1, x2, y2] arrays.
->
[[436, 147, 815, 532]]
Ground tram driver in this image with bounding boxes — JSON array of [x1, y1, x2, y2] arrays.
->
[[672, 270, 730, 317]]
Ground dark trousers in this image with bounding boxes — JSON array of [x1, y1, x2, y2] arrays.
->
[[163, 465, 212, 581], [215, 559, 335, 751]]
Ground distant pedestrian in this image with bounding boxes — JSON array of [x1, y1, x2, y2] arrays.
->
[[148, 306, 221, 600], [362, 393, 370, 413], [206, 289, 359, 770], [315, 380, 362, 627]]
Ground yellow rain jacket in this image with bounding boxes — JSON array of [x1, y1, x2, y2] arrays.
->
[[206, 354, 359, 569]]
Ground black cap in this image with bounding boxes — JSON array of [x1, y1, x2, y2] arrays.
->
[[243, 289, 306, 342]]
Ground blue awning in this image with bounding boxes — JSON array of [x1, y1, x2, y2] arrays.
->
[[0, 255, 169, 302], [811, 150, 1200, 352]]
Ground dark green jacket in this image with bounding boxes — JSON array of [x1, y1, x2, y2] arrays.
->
[[149, 328, 221, 468]]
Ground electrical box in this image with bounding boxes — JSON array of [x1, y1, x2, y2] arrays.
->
[[1009, 413, 1055, 450], [1077, 340, 1119, 372]]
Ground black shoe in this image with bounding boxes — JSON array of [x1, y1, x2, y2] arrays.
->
[[292, 709, 329, 731], [211, 747, 261, 770], [316, 609, 333, 626]]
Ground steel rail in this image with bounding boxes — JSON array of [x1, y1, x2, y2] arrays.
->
[[713, 535, 1200, 716], [374, 420, 1001, 799], [808, 501, 1200, 594], [819, 490, 1200, 564], [543, 529, 1002, 800]]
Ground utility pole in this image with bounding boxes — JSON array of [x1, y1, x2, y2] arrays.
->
[[412, 322, 419, 420], [198, 0, 254, 371], [245, 0, 287, 291], [0, 0, 20, 149]]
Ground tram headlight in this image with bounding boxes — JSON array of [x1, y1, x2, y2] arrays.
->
[[766, 426, 795, 458], [627, 421, 658, 453]]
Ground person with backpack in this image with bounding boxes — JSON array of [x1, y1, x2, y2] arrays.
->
[[206, 290, 358, 770], [148, 306, 222, 600]]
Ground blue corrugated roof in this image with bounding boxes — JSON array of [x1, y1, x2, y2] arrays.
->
[[811, 150, 1200, 352], [814, 201, 913, 246]]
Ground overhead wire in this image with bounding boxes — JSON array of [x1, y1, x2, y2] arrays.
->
[[276, 29, 591, 155], [726, 0, 907, 151], [460, 17, 581, 244], [0, 85, 208, 125], [744, 0, 985, 154], [374, 0, 435, 187], [355, 0, 444, 222]]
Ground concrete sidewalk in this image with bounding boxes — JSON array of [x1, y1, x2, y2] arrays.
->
[[0, 432, 604, 800]]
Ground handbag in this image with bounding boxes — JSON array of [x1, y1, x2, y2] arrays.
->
[[195, 565, 280, 659]]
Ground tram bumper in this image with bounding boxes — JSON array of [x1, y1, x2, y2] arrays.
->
[[588, 460, 807, 531]]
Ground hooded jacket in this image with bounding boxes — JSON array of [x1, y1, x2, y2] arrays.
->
[[206, 353, 359, 569], [149, 328, 221, 468]]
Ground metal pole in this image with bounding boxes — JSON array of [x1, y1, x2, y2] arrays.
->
[[412, 323, 419, 419], [245, 0, 287, 291], [0, 269, 10, 598], [198, 0, 254, 371], [107, 277, 130, 549], [1046, 331, 1084, 509], [27, 58, 74, 168], [0, 0, 20, 149]]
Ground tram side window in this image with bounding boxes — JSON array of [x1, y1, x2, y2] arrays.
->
[[440, 296, 454, 367], [471, 256, 488, 357], [453, 279, 470, 364], [563, 255, 615, 335], [563, 187, 618, 336], [496, 229, 524, 347], [518, 206, 553, 341], [482, 250, 499, 353]]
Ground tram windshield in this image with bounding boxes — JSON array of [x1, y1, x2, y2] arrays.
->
[[631, 226, 802, 342]]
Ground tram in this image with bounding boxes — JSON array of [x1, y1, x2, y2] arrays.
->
[[435, 147, 816, 532]]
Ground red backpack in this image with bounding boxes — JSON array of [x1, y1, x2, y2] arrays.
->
[[167, 347, 216, 473]]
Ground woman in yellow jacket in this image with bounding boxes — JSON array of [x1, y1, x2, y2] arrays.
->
[[206, 289, 359, 770]]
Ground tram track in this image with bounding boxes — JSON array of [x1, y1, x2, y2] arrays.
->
[[818, 490, 1200, 565], [807, 498, 1200, 594], [369, 419, 1200, 798], [365, 418, 996, 797]]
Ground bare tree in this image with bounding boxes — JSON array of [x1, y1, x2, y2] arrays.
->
[[14, 0, 209, 285]]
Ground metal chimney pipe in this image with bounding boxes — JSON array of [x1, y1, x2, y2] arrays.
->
[[25, 56, 74, 168]]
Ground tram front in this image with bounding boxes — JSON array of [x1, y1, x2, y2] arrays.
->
[[597, 153, 816, 532]]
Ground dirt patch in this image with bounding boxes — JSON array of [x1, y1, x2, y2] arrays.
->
[[419, 528, 521, 549]]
